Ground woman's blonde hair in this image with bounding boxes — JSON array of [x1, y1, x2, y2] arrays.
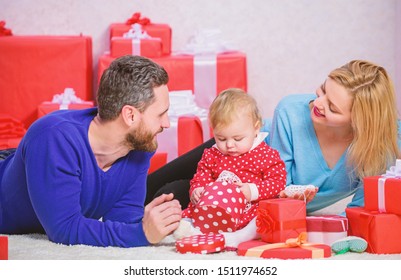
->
[[209, 88, 262, 130], [329, 60, 400, 178]]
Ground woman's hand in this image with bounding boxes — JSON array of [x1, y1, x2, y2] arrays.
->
[[190, 187, 204, 204]]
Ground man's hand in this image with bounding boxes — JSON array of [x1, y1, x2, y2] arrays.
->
[[142, 193, 182, 244]]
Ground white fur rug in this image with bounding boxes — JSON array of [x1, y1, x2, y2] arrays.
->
[[3, 197, 401, 260]]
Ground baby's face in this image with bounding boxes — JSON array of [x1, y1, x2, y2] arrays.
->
[[213, 115, 259, 157]]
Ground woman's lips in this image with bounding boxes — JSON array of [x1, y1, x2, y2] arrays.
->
[[313, 106, 325, 117]]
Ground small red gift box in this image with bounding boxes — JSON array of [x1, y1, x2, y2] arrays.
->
[[98, 52, 247, 109], [37, 101, 95, 118], [110, 37, 162, 58], [0, 235, 8, 260], [346, 207, 401, 254], [256, 198, 306, 243], [176, 233, 225, 254], [364, 175, 401, 215], [306, 215, 348, 246], [237, 233, 331, 259], [192, 182, 247, 233], [109, 23, 171, 55]]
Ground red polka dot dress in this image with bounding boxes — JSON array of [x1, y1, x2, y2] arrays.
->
[[182, 134, 287, 233]]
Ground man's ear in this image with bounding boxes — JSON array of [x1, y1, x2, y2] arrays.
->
[[121, 105, 139, 126]]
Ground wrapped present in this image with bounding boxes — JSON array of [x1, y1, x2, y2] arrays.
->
[[0, 114, 26, 149], [156, 90, 210, 162], [364, 159, 401, 215], [256, 198, 306, 243], [109, 13, 171, 55], [0, 35, 92, 129], [37, 88, 94, 118], [306, 215, 348, 246], [110, 23, 162, 58], [176, 233, 225, 254], [98, 52, 246, 109], [0, 235, 8, 260], [99, 28, 247, 109], [148, 152, 167, 174], [346, 207, 401, 254], [192, 181, 248, 233], [237, 232, 331, 259]]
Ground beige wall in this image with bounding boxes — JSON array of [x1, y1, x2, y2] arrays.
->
[[1, 0, 398, 118]]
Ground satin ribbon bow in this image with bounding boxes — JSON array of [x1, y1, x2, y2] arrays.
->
[[256, 208, 275, 234], [0, 21, 12, 36], [125, 12, 151, 26], [285, 232, 308, 247], [123, 23, 152, 39], [382, 159, 401, 178]]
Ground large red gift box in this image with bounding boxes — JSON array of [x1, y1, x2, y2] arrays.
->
[[109, 23, 171, 55], [256, 198, 306, 243], [346, 207, 401, 254], [306, 215, 348, 246], [0, 235, 8, 260], [0, 35, 93, 129], [37, 101, 95, 118], [98, 52, 247, 109], [110, 37, 162, 58], [237, 233, 331, 259], [364, 175, 401, 215]]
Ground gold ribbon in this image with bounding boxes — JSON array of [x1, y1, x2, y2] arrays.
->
[[245, 232, 325, 259]]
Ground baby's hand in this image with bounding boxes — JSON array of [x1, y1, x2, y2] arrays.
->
[[190, 187, 204, 204], [235, 182, 251, 201], [279, 185, 318, 203]]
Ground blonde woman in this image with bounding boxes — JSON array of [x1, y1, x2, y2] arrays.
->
[[270, 60, 401, 213]]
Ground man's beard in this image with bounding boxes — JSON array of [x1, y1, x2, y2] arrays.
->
[[124, 121, 161, 152]]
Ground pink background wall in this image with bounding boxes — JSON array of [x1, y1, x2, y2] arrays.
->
[[1, 0, 399, 118]]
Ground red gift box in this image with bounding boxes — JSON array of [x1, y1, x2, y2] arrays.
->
[[346, 207, 401, 254], [364, 175, 401, 215], [306, 215, 348, 245], [237, 233, 331, 259], [0, 35, 92, 129], [0, 235, 8, 260], [176, 233, 225, 254], [98, 52, 247, 109], [256, 198, 306, 243], [192, 182, 247, 233], [110, 37, 162, 58], [37, 101, 95, 118], [109, 23, 171, 55]]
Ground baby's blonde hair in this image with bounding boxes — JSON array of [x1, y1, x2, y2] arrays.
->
[[209, 88, 262, 131], [329, 60, 400, 178]]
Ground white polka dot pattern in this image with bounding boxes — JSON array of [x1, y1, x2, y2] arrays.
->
[[183, 141, 287, 232], [191, 182, 247, 233], [175, 233, 225, 254]]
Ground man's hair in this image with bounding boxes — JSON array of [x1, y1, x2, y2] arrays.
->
[[97, 55, 169, 121]]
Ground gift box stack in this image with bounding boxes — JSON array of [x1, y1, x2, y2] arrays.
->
[[0, 23, 94, 149], [237, 198, 332, 259], [345, 160, 401, 254], [100, 12, 248, 164]]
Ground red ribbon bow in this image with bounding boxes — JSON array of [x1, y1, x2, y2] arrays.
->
[[0, 21, 13, 36], [125, 12, 151, 26], [256, 208, 275, 234]]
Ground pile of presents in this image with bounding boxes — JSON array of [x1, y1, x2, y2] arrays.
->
[[175, 161, 401, 258], [0, 13, 247, 171]]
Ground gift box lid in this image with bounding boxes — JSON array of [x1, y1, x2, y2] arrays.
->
[[306, 215, 348, 232], [175, 233, 225, 254]]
